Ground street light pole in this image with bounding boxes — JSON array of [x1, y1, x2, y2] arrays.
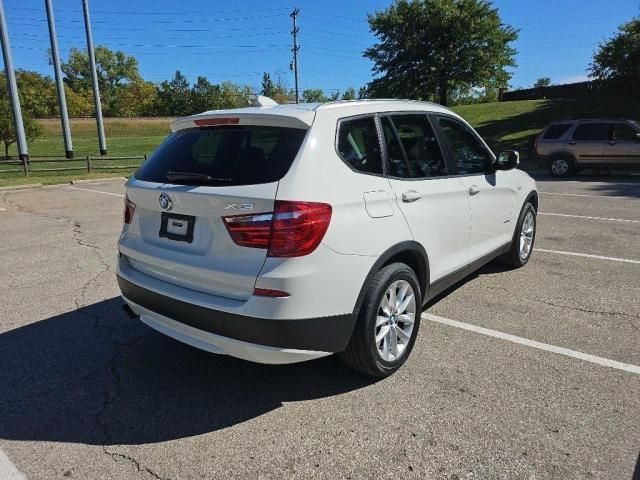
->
[[0, 0, 29, 169], [81, 0, 107, 155], [45, 0, 73, 158]]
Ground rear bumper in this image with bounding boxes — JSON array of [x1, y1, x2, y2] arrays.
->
[[117, 274, 356, 361]]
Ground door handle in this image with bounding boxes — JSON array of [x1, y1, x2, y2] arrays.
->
[[608, 141, 616, 146], [468, 185, 480, 196], [568, 141, 577, 145], [402, 190, 422, 203]]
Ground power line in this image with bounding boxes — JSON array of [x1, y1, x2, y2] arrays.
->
[[7, 13, 288, 24]]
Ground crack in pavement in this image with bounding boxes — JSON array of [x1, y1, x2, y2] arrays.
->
[[480, 285, 640, 329], [102, 447, 171, 480], [3, 193, 170, 480]]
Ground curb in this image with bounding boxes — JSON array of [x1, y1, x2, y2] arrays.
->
[[70, 177, 127, 185], [0, 183, 43, 192]]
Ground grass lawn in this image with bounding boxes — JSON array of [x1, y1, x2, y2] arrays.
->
[[1, 117, 172, 187], [2, 98, 639, 187]]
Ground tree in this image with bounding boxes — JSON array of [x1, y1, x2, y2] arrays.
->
[[0, 76, 41, 158], [261, 72, 276, 97], [533, 77, 552, 88], [191, 76, 222, 113], [16, 70, 57, 117], [589, 18, 640, 81], [341, 87, 357, 100], [61, 46, 142, 115], [365, 0, 518, 106], [302, 88, 327, 103], [156, 71, 192, 116]]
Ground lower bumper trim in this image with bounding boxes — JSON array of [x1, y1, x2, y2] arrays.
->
[[117, 275, 356, 353]]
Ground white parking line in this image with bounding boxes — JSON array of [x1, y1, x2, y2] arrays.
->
[[424, 313, 640, 375], [539, 191, 637, 199], [536, 248, 640, 264], [67, 186, 124, 198], [539, 212, 640, 224], [0, 448, 26, 480], [0, 207, 6, 211]]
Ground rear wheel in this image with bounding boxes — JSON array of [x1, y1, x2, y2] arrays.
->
[[548, 156, 575, 177], [339, 263, 421, 377]]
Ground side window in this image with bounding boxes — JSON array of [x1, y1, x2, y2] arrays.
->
[[610, 123, 638, 141], [384, 115, 448, 178], [543, 124, 572, 140], [437, 117, 492, 175], [337, 117, 383, 175], [573, 123, 607, 141]]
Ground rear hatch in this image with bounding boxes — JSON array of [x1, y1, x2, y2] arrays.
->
[[120, 118, 309, 301]]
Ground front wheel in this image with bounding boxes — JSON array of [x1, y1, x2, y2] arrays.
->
[[339, 263, 422, 377], [500, 202, 537, 268]]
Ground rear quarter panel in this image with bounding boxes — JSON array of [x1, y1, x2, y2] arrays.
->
[[275, 108, 413, 257]]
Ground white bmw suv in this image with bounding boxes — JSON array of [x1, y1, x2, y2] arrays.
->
[[117, 99, 537, 377]]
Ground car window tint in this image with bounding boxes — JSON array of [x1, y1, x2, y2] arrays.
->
[[381, 117, 410, 178], [437, 117, 492, 175], [337, 117, 383, 175], [135, 125, 306, 186], [573, 123, 607, 141], [387, 115, 448, 178], [610, 123, 638, 141], [543, 124, 572, 140]]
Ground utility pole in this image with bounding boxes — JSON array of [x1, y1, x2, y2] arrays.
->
[[0, 0, 29, 169], [81, 0, 107, 155], [290, 8, 300, 104], [45, 0, 73, 158]]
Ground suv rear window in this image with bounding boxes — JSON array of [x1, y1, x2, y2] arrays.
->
[[542, 124, 571, 140], [135, 125, 307, 186]]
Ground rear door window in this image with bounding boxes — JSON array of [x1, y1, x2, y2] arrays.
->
[[609, 123, 639, 141], [337, 117, 383, 175], [572, 123, 608, 141], [135, 125, 307, 185], [543, 124, 572, 140]]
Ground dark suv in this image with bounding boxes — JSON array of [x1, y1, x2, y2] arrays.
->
[[534, 119, 640, 177]]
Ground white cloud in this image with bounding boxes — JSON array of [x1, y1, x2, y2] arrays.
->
[[557, 74, 590, 84]]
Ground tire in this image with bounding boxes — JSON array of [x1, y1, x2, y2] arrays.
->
[[499, 202, 537, 268], [339, 263, 422, 378], [548, 155, 575, 177]]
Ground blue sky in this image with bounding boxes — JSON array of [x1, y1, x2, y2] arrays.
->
[[3, 0, 639, 94]]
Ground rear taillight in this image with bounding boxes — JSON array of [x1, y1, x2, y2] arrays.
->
[[223, 200, 332, 258], [124, 196, 136, 224]]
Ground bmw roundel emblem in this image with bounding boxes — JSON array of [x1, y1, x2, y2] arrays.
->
[[159, 192, 172, 211]]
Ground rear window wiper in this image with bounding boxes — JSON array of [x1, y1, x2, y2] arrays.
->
[[165, 171, 233, 183]]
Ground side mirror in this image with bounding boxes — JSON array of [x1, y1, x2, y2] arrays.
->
[[495, 150, 519, 170]]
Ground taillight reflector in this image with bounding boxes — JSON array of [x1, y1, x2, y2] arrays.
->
[[223, 201, 332, 258], [194, 117, 240, 127], [254, 288, 290, 298], [124, 195, 136, 224]]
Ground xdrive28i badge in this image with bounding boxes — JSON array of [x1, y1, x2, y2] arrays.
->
[[158, 193, 172, 211]]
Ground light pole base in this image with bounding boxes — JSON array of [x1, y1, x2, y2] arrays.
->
[[100, 149, 107, 156], [65, 150, 74, 159]]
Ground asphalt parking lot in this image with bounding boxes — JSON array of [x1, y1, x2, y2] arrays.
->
[[0, 173, 638, 480]]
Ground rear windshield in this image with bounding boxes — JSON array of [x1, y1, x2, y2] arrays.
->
[[135, 125, 307, 186], [542, 124, 572, 140]]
